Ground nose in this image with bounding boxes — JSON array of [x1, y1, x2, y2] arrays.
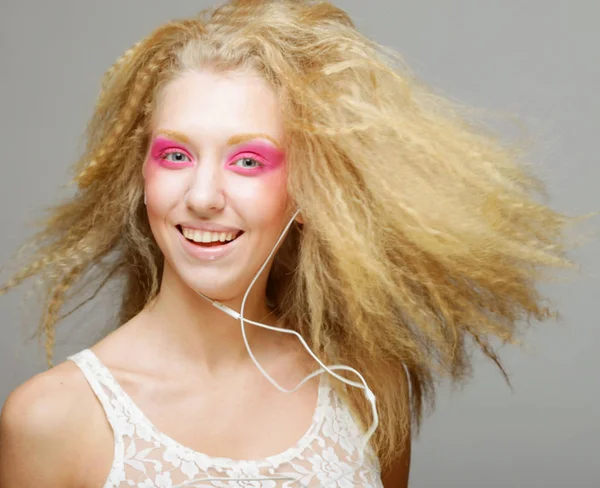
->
[[184, 157, 226, 214]]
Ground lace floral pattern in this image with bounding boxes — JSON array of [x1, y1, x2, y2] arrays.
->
[[68, 349, 382, 487]]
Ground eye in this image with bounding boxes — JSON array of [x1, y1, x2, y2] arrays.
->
[[232, 157, 263, 169], [162, 151, 191, 163]]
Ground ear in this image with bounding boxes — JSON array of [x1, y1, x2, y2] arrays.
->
[[293, 206, 304, 225]]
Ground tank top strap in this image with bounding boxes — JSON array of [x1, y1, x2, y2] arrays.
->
[[67, 348, 123, 431]]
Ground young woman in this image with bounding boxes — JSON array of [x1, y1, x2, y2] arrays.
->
[[0, 0, 585, 486]]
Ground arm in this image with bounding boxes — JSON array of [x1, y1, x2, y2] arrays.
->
[[381, 435, 411, 488], [0, 370, 79, 488], [381, 365, 412, 488]]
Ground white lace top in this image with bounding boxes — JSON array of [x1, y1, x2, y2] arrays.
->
[[68, 349, 383, 487]]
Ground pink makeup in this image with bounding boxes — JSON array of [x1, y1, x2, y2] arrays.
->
[[149, 137, 193, 168], [227, 141, 285, 175], [149, 135, 285, 175]]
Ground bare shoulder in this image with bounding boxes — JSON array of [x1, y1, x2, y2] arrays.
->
[[0, 359, 94, 487]]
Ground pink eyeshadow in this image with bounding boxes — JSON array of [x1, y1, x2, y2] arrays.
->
[[228, 142, 285, 172]]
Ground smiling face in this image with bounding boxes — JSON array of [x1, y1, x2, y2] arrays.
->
[[143, 69, 291, 303]]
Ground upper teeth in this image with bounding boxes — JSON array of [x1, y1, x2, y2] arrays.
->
[[181, 227, 238, 243]]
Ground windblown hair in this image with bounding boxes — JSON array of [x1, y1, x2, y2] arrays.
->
[[0, 0, 590, 469]]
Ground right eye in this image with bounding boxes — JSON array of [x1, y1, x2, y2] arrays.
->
[[162, 151, 191, 163]]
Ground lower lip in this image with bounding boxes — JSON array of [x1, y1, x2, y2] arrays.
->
[[178, 229, 243, 261]]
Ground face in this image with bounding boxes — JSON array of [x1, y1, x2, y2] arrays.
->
[[143, 69, 291, 302]]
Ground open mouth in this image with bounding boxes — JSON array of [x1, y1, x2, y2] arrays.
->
[[176, 225, 244, 248]]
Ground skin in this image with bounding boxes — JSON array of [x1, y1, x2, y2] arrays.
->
[[0, 69, 409, 487]]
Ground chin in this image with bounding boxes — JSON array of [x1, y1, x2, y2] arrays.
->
[[180, 274, 248, 303]]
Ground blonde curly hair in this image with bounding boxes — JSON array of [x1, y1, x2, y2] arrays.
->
[[0, 0, 592, 470]]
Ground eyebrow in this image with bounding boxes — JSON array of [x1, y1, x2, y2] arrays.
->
[[155, 130, 281, 149], [227, 133, 281, 149], [156, 129, 191, 144]]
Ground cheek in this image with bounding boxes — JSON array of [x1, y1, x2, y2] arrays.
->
[[233, 171, 289, 224], [143, 161, 186, 213]]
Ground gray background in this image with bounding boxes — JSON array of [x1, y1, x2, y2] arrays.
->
[[1, 1, 598, 486]]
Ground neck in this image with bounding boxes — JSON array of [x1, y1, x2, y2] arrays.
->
[[141, 264, 279, 375]]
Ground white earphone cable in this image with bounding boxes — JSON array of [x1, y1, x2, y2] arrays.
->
[[194, 208, 378, 464]]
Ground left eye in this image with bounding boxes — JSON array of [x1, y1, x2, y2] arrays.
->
[[233, 157, 262, 169]]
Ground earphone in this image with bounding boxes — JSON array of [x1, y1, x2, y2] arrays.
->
[[193, 208, 379, 468], [142, 189, 380, 483]]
